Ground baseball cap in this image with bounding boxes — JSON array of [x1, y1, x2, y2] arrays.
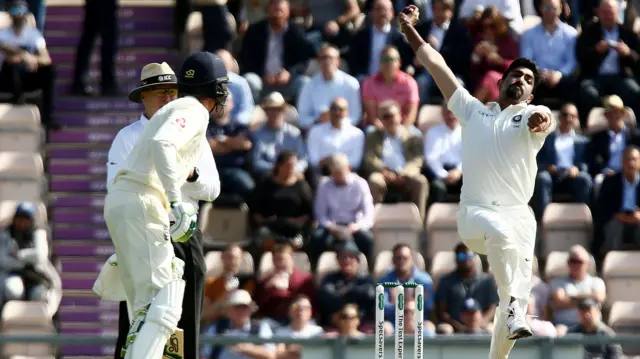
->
[[8, 0, 29, 15], [178, 51, 229, 87], [15, 201, 35, 218], [226, 289, 257, 310], [577, 297, 599, 309], [462, 298, 481, 312]]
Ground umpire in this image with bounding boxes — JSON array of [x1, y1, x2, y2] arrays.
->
[[106, 61, 221, 359]]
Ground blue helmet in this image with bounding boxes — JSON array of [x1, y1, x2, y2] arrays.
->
[[178, 52, 230, 108]]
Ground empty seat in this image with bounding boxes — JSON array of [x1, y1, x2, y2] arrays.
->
[[204, 250, 254, 277], [1, 301, 50, 325], [372, 250, 426, 279], [258, 251, 311, 277], [2, 325, 56, 357], [602, 251, 640, 304], [0, 104, 41, 128], [586, 106, 636, 135], [541, 203, 592, 257], [425, 203, 459, 258], [544, 251, 597, 279], [0, 179, 42, 202], [199, 202, 250, 248], [417, 105, 443, 133], [0, 200, 47, 228], [608, 301, 640, 355], [430, 251, 483, 288], [0, 152, 44, 178], [372, 203, 423, 256], [315, 251, 369, 285], [0, 130, 43, 153]]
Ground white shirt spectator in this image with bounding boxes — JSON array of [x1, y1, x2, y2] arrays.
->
[[369, 24, 391, 76], [457, 0, 523, 33], [0, 27, 45, 70], [306, 119, 365, 170], [607, 129, 626, 172], [554, 131, 575, 169], [430, 21, 449, 51], [550, 275, 606, 326], [297, 70, 362, 128], [219, 321, 276, 359], [382, 134, 406, 172], [425, 122, 462, 179], [275, 323, 324, 337]]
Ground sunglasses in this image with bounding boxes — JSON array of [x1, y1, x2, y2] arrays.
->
[[331, 105, 346, 112], [568, 258, 585, 265], [380, 56, 398, 63], [381, 113, 396, 120], [148, 88, 178, 96], [543, 5, 557, 12], [9, 8, 28, 16], [456, 252, 475, 262]]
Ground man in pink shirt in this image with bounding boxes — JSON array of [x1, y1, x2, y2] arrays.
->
[[362, 45, 420, 132]]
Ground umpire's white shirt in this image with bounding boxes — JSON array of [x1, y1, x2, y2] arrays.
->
[[447, 87, 555, 207], [107, 97, 221, 209]]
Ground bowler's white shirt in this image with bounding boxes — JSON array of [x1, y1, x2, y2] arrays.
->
[[425, 122, 462, 179], [447, 88, 555, 206], [109, 97, 220, 208], [306, 119, 365, 169], [107, 112, 220, 209]]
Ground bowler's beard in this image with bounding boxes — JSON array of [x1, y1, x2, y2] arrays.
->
[[505, 83, 523, 100]]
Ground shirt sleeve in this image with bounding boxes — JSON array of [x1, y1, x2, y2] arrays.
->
[[180, 138, 221, 203], [424, 126, 448, 179], [17, 228, 48, 265], [106, 129, 130, 189], [354, 177, 375, 230], [447, 87, 483, 127], [296, 80, 316, 129], [407, 76, 420, 104], [151, 108, 208, 203], [527, 105, 556, 140], [306, 126, 322, 167], [258, 321, 276, 352], [347, 78, 363, 126], [361, 77, 376, 102], [347, 130, 365, 170], [313, 181, 332, 227], [236, 79, 256, 126], [593, 277, 606, 293], [519, 30, 534, 61]]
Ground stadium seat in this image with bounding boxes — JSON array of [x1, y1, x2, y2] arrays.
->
[[586, 106, 636, 135], [0, 179, 42, 202], [602, 251, 640, 304], [0, 152, 44, 177], [425, 203, 459, 258], [0, 129, 43, 153], [372, 250, 426, 279], [430, 251, 483, 289], [417, 104, 443, 134], [315, 251, 368, 285], [0, 104, 41, 127], [0, 200, 48, 228], [541, 203, 592, 257], [199, 202, 251, 248], [258, 251, 312, 278], [204, 250, 254, 277], [608, 301, 640, 355], [543, 251, 597, 280], [372, 203, 423, 256], [1, 301, 55, 357]]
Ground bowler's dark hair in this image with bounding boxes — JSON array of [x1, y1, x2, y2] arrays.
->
[[502, 58, 542, 93]]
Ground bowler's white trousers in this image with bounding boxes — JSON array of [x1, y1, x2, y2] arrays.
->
[[457, 203, 536, 359], [103, 180, 177, 315]]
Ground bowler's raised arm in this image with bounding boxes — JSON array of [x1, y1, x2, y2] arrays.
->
[[398, 5, 461, 101]]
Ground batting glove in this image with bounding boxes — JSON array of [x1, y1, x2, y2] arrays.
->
[[169, 202, 197, 243]]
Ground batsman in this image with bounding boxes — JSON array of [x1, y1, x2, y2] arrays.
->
[[103, 52, 230, 359]]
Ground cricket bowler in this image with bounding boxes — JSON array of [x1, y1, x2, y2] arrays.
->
[[107, 61, 220, 359], [398, 5, 555, 359], [103, 51, 230, 359]]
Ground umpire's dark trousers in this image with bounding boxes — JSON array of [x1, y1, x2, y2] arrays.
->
[[113, 228, 206, 359]]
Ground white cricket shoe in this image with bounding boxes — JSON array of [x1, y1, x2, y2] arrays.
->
[[506, 303, 532, 340]]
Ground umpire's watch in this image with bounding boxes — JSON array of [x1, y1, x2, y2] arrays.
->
[[187, 167, 200, 183]]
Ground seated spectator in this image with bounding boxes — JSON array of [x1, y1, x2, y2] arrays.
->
[[306, 0, 361, 48], [434, 243, 498, 334], [0, 0, 55, 128], [588, 95, 640, 193], [378, 243, 434, 319], [396, 298, 436, 337], [201, 289, 276, 359], [296, 44, 362, 129], [567, 298, 623, 359], [346, 0, 408, 81], [274, 295, 324, 359], [362, 46, 420, 130], [532, 103, 592, 220], [457, 0, 524, 34], [238, 0, 315, 102], [202, 244, 256, 325], [325, 303, 366, 338], [1, 202, 51, 302], [254, 242, 316, 325], [307, 97, 364, 175], [311, 154, 374, 266], [595, 146, 640, 252], [531, 268, 552, 320], [576, 0, 640, 122], [519, 0, 578, 107], [363, 100, 429, 220], [550, 245, 606, 327], [469, 7, 519, 103], [459, 298, 492, 335], [317, 241, 376, 327], [527, 295, 557, 337], [424, 101, 462, 206], [215, 50, 256, 126], [251, 151, 313, 249], [208, 93, 256, 202], [251, 92, 308, 178], [413, 0, 472, 104]]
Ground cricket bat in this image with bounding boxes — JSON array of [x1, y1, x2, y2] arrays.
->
[[163, 328, 184, 359]]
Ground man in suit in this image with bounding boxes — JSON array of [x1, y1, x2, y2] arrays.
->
[[362, 99, 429, 220], [576, 0, 640, 121], [587, 95, 640, 191], [238, 0, 316, 103], [346, 0, 410, 81], [532, 103, 592, 220], [412, 0, 472, 104], [594, 146, 640, 255]]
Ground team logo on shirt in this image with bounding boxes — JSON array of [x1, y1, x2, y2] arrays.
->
[[175, 118, 186, 128], [511, 115, 522, 128]]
